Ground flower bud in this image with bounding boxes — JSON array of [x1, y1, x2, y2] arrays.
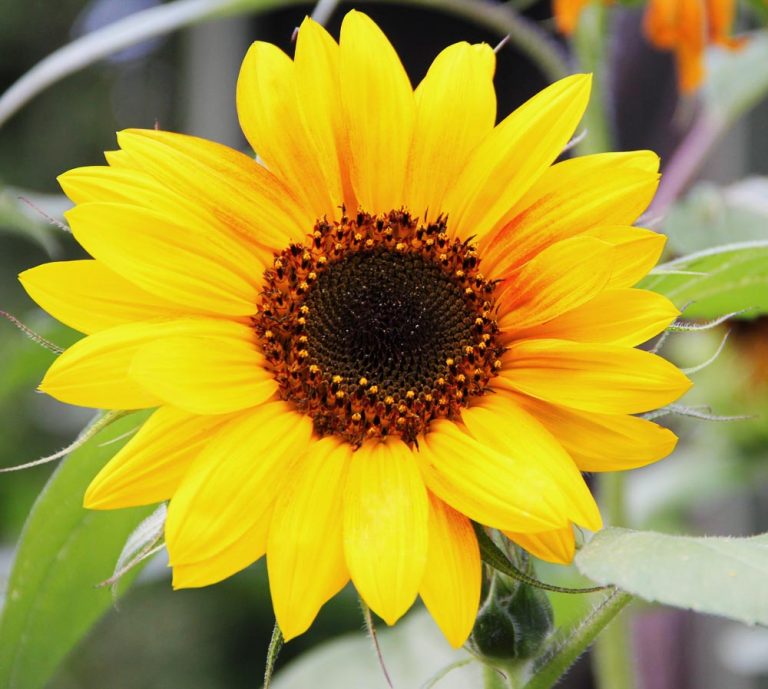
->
[[470, 570, 554, 662]]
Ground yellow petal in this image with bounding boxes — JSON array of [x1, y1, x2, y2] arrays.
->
[[480, 151, 660, 278], [343, 439, 428, 625], [40, 322, 167, 409], [504, 526, 576, 564], [461, 396, 601, 531], [497, 339, 692, 414], [498, 236, 613, 332], [66, 202, 258, 317], [116, 128, 308, 256], [339, 10, 415, 213], [268, 438, 352, 640], [404, 41, 496, 221], [59, 165, 178, 207], [19, 260, 198, 334], [418, 417, 576, 533], [172, 525, 269, 589], [130, 320, 276, 415], [443, 74, 591, 242], [510, 391, 679, 472], [237, 40, 339, 220], [294, 17, 356, 213], [511, 288, 679, 347], [84, 407, 231, 509], [166, 402, 313, 566], [583, 226, 667, 288], [419, 494, 481, 648]]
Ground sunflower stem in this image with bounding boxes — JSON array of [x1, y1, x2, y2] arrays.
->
[[521, 589, 633, 689], [571, 2, 614, 154], [483, 663, 513, 689], [262, 623, 283, 689], [590, 472, 636, 689]]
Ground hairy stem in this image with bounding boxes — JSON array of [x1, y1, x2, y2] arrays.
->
[[522, 589, 633, 689]]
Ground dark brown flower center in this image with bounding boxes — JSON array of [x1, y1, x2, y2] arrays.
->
[[253, 210, 503, 446]]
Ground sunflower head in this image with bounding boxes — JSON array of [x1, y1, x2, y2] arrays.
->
[[20, 10, 690, 647]]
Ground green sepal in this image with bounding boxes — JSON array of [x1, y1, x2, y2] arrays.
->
[[473, 523, 607, 594]]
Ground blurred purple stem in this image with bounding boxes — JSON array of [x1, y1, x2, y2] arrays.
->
[[650, 113, 724, 221]]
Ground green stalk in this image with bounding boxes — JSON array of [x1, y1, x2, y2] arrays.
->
[[484, 663, 513, 689], [522, 589, 633, 689], [571, 2, 613, 154], [591, 474, 636, 689], [0, 0, 570, 130]]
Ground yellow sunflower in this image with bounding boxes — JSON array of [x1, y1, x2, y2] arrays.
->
[[20, 11, 690, 648]]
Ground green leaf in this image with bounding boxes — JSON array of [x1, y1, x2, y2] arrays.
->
[[664, 178, 768, 255], [575, 527, 768, 625], [703, 32, 768, 125], [0, 411, 154, 689], [640, 240, 768, 319], [271, 609, 479, 689]]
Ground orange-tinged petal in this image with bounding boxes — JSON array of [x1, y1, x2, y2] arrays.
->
[[419, 494, 481, 648], [498, 236, 613, 332], [268, 438, 352, 640], [85, 407, 231, 509], [237, 41, 339, 220], [417, 417, 576, 533], [497, 339, 692, 414], [443, 74, 591, 242], [66, 202, 259, 317], [19, 260, 201, 335], [480, 151, 660, 278], [404, 41, 496, 221], [343, 439, 428, 625], [510, 391, 679, 472], [130, 321, 277, 415], [510, 288, 679, 347], [116, 129, 308, 255], [462, 396, 602, 531], [504, 526, 576, 564], [294, 17, 355, 213], [339, 10, 415, 213], [583, 226, 667, 288], [166, 402, 313, 566]]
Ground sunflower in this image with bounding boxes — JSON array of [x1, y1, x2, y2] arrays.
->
[[20, 11, 690, 648]]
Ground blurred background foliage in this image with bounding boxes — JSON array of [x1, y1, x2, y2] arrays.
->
[[1, 1, 768, 688]]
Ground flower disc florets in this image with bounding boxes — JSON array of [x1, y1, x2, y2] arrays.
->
[[254, 210, 504, 446]]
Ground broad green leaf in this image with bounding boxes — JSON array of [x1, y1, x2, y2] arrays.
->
[[575, 527, 768, 625], [0, 411, 154, 689], [640, 240, 768, 319], [704, 32, 768, 125], [272, 609, 480, 689], [664, 179, 768, 255]]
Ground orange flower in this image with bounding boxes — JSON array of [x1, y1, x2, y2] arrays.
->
[[553, 0, 594, 34], [644, 0, 743, 92], [553, 0, 742, 92]]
